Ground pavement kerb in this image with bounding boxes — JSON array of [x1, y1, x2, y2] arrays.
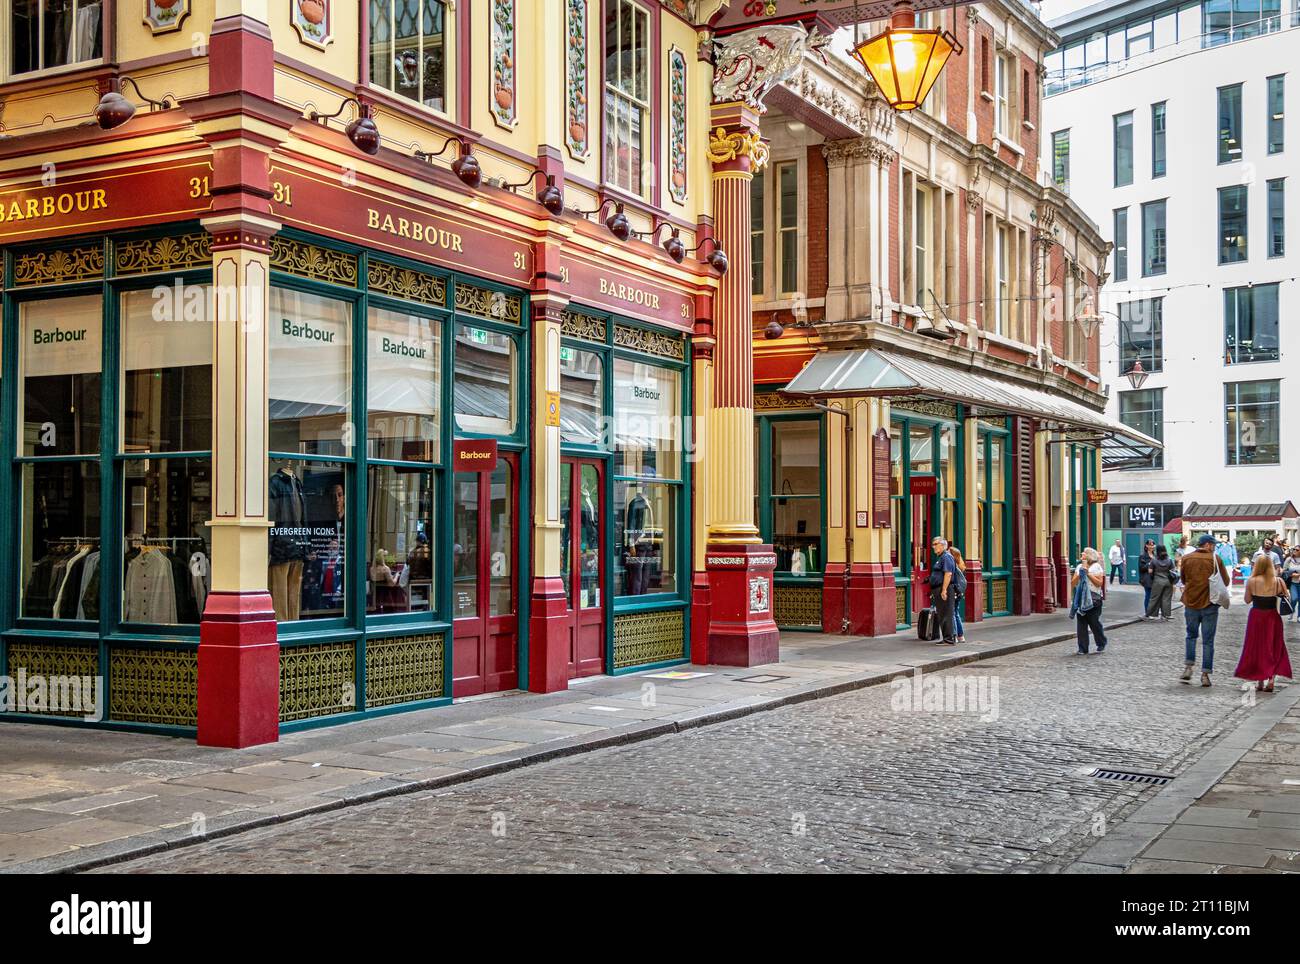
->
[[1066, 673, 1300, 874], [12, 614, 1147, 876]]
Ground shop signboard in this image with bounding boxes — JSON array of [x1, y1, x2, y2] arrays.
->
[[268, 163, 533, 287], [454, 438, 498, 472], [558, 252, 695, 332], [871, 427, 890, 528], [0, 159, 214, 244]]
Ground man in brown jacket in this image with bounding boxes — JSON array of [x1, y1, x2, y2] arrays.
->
[[1180, 534, 1230, 687]]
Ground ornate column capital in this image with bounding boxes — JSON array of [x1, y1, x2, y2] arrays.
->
[[707, 101, 767, 175]]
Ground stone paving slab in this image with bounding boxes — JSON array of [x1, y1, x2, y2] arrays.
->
[[0, 589, 1148, 874], [1098, 691, 1300, 874]]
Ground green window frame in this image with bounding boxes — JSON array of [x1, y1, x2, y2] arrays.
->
[[755, 412, 825, 578], [976, 419, 1012, 618]]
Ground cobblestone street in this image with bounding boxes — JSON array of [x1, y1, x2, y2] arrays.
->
[[104, 605, 1297, 874]]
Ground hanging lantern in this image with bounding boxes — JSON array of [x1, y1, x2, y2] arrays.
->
[[853, 1, 962, 112], [1125, 359, 1149, 390]]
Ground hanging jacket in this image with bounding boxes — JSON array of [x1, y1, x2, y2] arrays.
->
[[268, 469, 309, 564]]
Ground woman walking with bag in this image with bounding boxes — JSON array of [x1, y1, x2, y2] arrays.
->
[[1146, 545, 1176, 620], [1138, 539, 1157, 616], [1284, 547, 1300, 623], [1234, 554, 1294, 692], [1070, 548, 1107, 655]]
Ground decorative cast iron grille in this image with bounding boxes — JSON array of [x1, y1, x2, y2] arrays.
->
[[454, 282, 522, 324], [991, 579, 1009, 614], [613, 324, 685, 360], [115, 233, 212, 275], [368, 260, 446, 306], [774, 585, 822, 628], [613, 608, 685, 670], [365, 633, 445, 708], [895, 586, 908, 625], [12, 243, 105, 287], [280, 641, 357, 722], [754, 392, 815, 412], [109, 647, 198, 726], [560, 309, 607, 343], [271, 236, 358, 286], [4, 640, 100, 716]]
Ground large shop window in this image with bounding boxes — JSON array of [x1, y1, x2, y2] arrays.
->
[[369, 0, 448, 112], [11, 0, 104, 76], [770, 420, 821, 574], [613, 357, 680, 597], [454, 324, 516, 436], [19, 287, 214, 626], [559, 345, 604, 445]]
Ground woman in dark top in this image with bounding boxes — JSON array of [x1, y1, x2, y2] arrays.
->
[[1137, 539, 1157, 615], [1235, 554, 1293, 692], [1145, 546, 1176, 620]]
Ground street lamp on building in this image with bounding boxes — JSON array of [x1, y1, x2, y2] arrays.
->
[[309, 97, 382, 156], [852, 0, 962, 111], [94, 77, 176, 130], [1077, 306, 1150, 390], [414, 136, 483, 189]]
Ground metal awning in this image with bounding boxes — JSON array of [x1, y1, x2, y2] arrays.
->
[[782, 348, 1162, 469]]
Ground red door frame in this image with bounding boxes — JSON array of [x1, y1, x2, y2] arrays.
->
[[910, 476, 937, 614], [561, 455, 606, 678], [452, 452, 520, 697]]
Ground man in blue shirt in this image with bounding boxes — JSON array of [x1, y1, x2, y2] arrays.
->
[[1215, 536, 1237, 582], [929, 536, 957, 645]]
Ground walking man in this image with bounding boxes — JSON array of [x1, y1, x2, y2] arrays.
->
[[1108, 540, 1126, 584], [1180, 534, 1231, 687], [929, 536, 957, 646]]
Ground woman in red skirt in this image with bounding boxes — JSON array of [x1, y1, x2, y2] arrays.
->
[[1234, 554, 1294, 692]]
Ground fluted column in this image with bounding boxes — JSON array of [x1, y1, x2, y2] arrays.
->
[[700, 102, 778, 666]]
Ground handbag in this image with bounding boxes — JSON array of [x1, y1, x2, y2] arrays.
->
[[1280, 580, 1295, 617], [1208, 562, 1231, 609]]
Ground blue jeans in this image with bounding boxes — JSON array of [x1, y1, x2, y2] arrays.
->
[[1184, 605, 1220, 671], [1143, 585, 1151, 612], [1290, 581, 1300, 614], [954, 594, 965, 637]]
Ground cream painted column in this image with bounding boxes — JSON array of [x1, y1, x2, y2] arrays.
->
[[197, 216, 281, 749], [525, 289, 571, 692]]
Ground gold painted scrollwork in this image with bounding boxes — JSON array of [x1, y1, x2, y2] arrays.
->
[[454, 282, 523, 324], [12, 244, 105, 287], [115, 233, 212, 276], [613, 324, 685, 360], [368, 260, 447, 306], [705, 126, 769, 171], [271, 236, 358, 286], [560, 310, 607, 343]]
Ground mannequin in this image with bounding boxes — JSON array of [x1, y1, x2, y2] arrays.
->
[[268, 463, 308, 621], [624, 489, 653, 596]]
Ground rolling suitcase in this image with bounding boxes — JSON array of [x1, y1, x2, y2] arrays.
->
[[917, 606, 941, 641]]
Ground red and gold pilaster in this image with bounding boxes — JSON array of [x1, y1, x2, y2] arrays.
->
[[700, 103, 778, 666]]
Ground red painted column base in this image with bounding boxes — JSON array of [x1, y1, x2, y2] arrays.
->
[[197, 591, 279, 748], [527, 576, 570, 693], [705, 544, 779, 666], [1054, 552, 1071, 608], [848, 562, 899, 637], [823, 563, 848, 634], [1033, 557, 1057, 613], [964, 560, 985, 623], [690, 571, 712, 665], [1012, 559, 1033, 615]]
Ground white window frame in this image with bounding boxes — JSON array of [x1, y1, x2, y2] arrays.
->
[[994, 53, 1010, 135], [774, 159, 801, 297], [3, 0, 107, 81], [603, 0, 653, 199], [995, 224, 1008, 336]]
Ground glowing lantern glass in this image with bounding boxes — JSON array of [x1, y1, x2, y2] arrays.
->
[[854, 3, 962, 112]]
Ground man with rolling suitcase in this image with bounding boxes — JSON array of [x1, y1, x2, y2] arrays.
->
[[928, 536, 957, 646]]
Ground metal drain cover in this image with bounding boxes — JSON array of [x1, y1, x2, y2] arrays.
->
[[734, 674, 789, 684], [1090, 767, 1172, 786]]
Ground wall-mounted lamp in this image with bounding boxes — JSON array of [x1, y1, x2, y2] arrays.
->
[[94, 77, 176, 130], [637, 222, 687, 263], [415, 135, 482, 189], [499, 169, 564, 215], [573, 199, 632, 241], [308, 97, 381, 155], [688, 236, 729, 275]]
